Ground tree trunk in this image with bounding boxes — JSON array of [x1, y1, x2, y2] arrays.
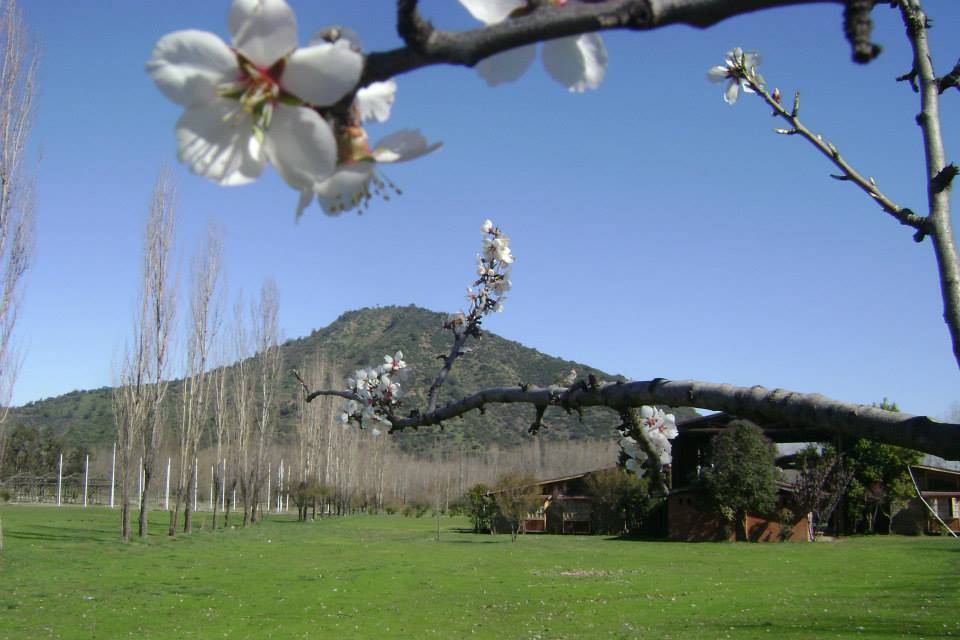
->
[[168, 488, 182, 537], [138, 468, 152, 538], [184, 469, 194, 533], [211, 472, 220, 530]]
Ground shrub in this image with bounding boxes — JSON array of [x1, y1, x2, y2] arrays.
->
[[699, 420, 779, 541]]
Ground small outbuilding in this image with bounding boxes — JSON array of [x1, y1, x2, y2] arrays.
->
[[666, 482, 810, 542]]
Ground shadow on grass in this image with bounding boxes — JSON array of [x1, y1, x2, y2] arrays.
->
[[6, 524, 109, 544]]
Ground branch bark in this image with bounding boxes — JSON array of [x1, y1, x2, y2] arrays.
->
[[749, 82, 928, 234], [362, 0, 844, 86], [897, 1, 960, 370], [303, 377, 960, 459]]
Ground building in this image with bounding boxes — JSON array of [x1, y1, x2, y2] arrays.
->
[[893, 464, 960, 534], [666, 482, 810, 542], [489, 470, 606, 535]]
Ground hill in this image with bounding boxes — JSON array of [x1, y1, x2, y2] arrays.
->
[[9, 305, 697, 455]]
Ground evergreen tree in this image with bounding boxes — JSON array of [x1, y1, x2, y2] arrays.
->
[[700, 420, 779, 541]]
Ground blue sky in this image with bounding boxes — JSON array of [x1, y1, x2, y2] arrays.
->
[[14, 1, 960, 421]]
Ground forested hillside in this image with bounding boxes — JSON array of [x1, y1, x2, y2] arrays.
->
[[9, 305, 697, 455]]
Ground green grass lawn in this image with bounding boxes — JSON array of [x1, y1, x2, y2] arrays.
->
[[0, 505, 957, 639]]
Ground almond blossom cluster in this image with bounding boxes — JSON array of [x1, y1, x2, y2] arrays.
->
[[445, 219, 514, 336], [146, 0, 439, 217], [619, 406, 678, 477], [339, 351, 407, 428]]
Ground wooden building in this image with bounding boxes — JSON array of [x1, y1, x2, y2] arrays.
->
[[489, 470, 609, 535], [666, 482, 810, 542], [665, 412, 825, 542], [893, 464, 960, 534]]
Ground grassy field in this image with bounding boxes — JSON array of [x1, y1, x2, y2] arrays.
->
[[0, 505, 957, 639]]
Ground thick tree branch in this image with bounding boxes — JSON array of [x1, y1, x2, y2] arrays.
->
[[897, 1, 960, 370], [362, 0, 845, 86], [303, 377, 960, 459]]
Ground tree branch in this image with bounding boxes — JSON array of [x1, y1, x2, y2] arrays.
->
[[937, 58, 960, 95], [362, 0, 845, 86], [751, 82, 929, 234], [303, 377, 960, 459], [897, 1, 960, 370], [426, 330, 471, 413]]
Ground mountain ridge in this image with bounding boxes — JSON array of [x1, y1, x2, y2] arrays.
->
[[9, 305, 697, 455]]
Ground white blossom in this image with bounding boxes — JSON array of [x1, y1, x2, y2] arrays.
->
[[482, 235, 514, 265], [459, 0, 607, 92], [707, 47, 763, 105], [384, 351, 406, 372], [146, 0, 363, 188], [306, 128, 442, 217]]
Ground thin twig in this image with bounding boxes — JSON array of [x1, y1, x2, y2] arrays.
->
[[752, 80, 928, 233]]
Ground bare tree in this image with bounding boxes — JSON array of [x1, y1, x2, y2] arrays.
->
[[169, 223, 222, 536], [112, 351, 145, 542], [229, 292, 253, 526], [209, 340, 230, 530], [136, 171, 177, 539], [0, 0, 36, 478], [249, 279, 283, 523]]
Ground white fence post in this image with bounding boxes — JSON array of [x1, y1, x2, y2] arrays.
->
[[110, 442, 116, 508], [193, 457, 198, 513], [221, 458, 226, 511], [57, 453, 63, 507], [164, 457, 171, 510], [83, 454, 89, 507]]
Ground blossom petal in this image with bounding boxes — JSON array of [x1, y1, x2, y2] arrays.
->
[[371, 129, 441, 163], [262, 104, 337, 190], [228, 0, 298, 67], [295, 189, 313, 221], [175, 99, 266, 185], [146, 30, 238, 108], [706, 65, 729, 83], [314, 163, 376, 215], [356, 80, 397, 123], [541, 34, 607, 92], [459, 0, 525, 24], [724, 79, 740, 104], [283, 42, 364, 106], [475, 45, 537, 87]]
